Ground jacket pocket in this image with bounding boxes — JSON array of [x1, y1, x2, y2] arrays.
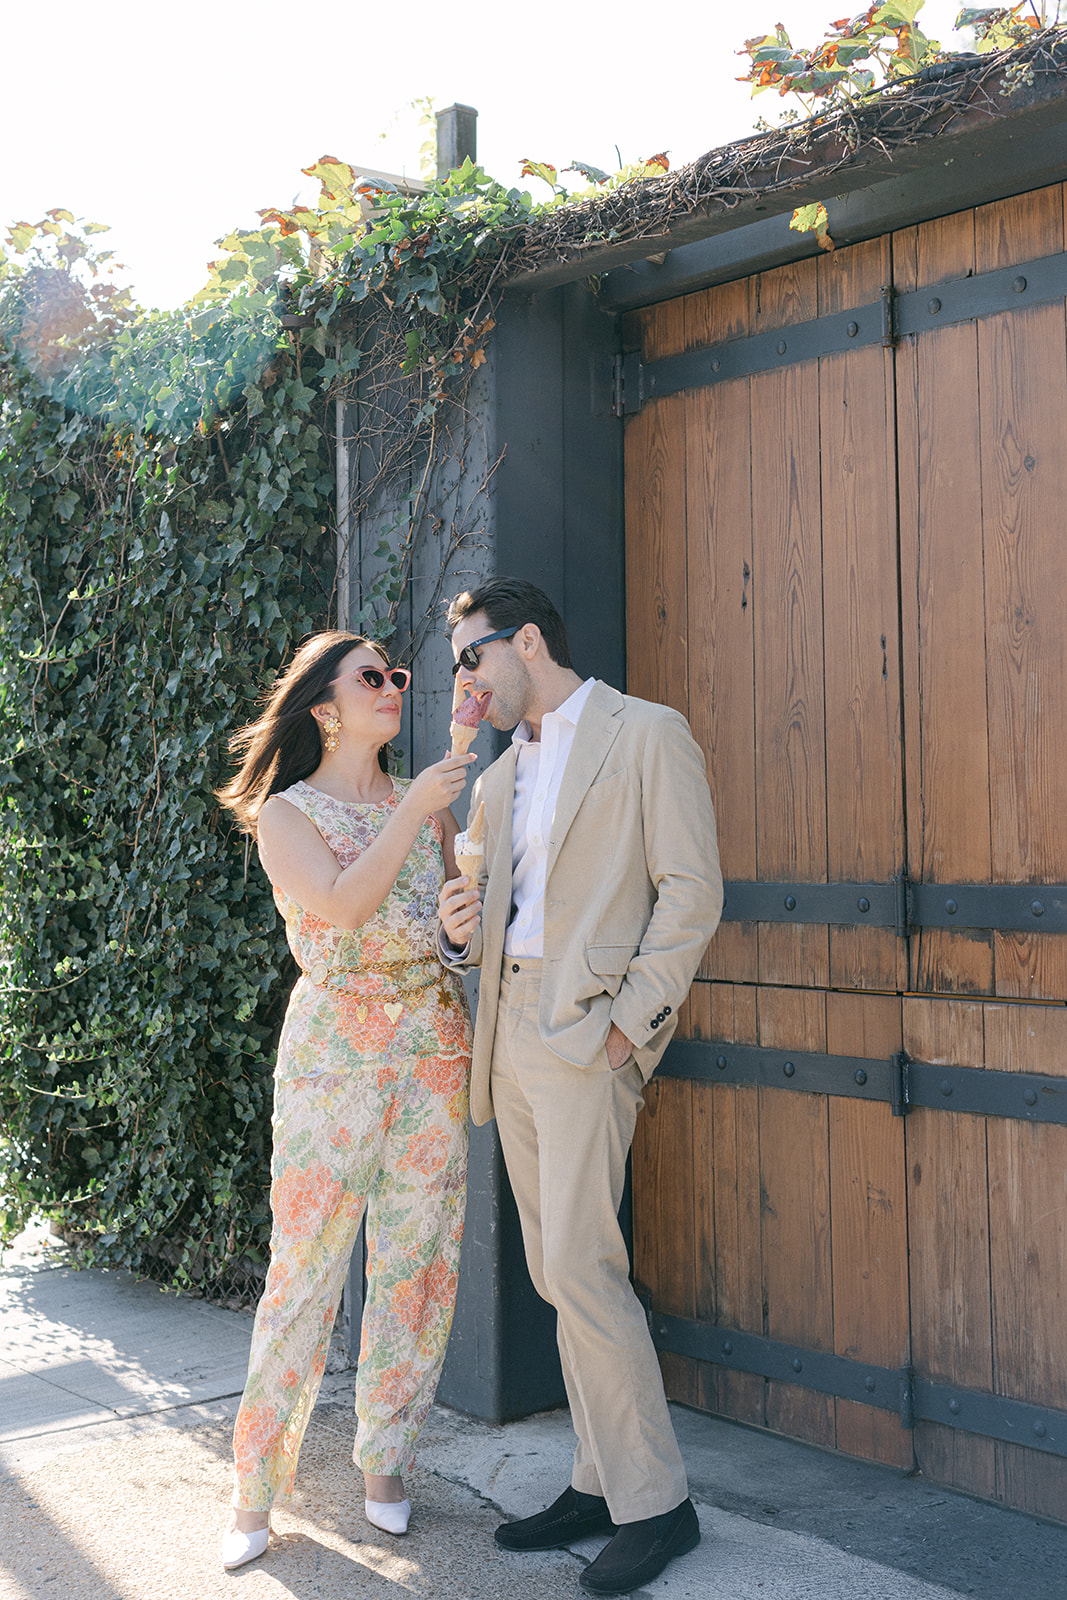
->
[[587, 943, 637, 977]]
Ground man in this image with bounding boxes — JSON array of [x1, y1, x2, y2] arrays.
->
[[438, 578, 722, 1596]]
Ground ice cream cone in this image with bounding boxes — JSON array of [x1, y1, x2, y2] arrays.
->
[[454, 800, 485, 882], [449, 684, 486, 757], [449, 720, 480, 759]]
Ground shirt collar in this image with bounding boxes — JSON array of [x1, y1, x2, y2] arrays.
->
[[512, 677, 596, 747]]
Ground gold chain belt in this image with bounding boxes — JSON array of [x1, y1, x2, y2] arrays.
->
[[299, 958, 444, 1006]]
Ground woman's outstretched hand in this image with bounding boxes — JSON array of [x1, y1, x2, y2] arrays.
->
[[401, 752, 476, 819]]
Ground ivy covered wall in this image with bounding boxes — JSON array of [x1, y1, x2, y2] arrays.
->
[[0, 316, 337, 1297]]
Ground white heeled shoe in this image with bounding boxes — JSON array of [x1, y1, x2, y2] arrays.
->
[[365, 1496, 411, 1535], [220, 1521, 270, 1569]]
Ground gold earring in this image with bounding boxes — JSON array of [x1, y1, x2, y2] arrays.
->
[[322, 715, 341, 753]]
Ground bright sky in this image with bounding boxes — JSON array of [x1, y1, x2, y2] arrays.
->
[[3, 0, 970, 311]]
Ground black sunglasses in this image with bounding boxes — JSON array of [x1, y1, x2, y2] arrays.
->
[[450, 627, 518, 677]]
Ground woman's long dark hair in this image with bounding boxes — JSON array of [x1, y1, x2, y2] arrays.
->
[[216, 632, 392, 835]]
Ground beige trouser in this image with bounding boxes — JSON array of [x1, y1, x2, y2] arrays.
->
[[490, 957, 689, 1524]]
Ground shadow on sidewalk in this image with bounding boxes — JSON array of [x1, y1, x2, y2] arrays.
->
[[0, 1471, 126, 1600], [0, 1415, 586, 1600]]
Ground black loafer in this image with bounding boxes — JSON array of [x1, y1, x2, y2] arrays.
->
[[578, 1496, 700, 1594], [495, 1486, 616, 1552]]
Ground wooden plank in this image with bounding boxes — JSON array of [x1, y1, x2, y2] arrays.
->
[[745, 259, 829, 987], [757, 986, 835, 1447], [818, 238, 905, 993], [974, 189, 1067, 1001], [685, 276, 759, 986], [974, 184, 1063, 271], [816, 235, 888, 319], [686, 983, 729, 1412], [702, 982, 764, 1425], [819, 356, 904, 989], [752, 257, 818, 334], [901, 206, 994, 995], [983, 1002, 1067, 1519], [903, 996, 996, 1499], [625, 302, 688, 715], [631, 1072, 697, 1407], [825, 992, 913, 1468], [750, 355, 829, 989]]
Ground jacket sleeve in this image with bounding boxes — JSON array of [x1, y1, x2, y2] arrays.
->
[[607, 710, 723, 1055], [437, 781, 485, 972]]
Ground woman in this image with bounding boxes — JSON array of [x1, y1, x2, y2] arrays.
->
[[215, 630, 474, 1569]]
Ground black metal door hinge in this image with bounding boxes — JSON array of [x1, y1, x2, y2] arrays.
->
[[611, 350, 642, 417]]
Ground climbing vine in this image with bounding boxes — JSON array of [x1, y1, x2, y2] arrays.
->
[[738, 2, 1067, 244]]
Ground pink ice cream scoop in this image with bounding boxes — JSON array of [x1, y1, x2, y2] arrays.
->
[[450, 690, 487, 756]]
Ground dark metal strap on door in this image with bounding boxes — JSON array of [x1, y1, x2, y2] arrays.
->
[[722, 879, 903, 929], [658, 1038, 1067, 1125], [721, 876, 1067, 936], [612, 248, 1067, 414], [648, 1310, 1067, 1460], [659, 1039, 904, 1109]]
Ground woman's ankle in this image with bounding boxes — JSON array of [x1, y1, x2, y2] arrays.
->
[[230, 1506, 270, 1531], [363, 1472, 405, 1504]]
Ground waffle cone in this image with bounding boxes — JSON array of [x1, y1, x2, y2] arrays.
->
[[449, 722, 479, 758], [455, 851, 482, 883]]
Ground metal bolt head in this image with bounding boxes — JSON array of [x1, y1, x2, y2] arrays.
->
[[855, 1069, 868, 1086], [1013, 276, 1028, 294], [949, 1398, 961, 1415], [792, 1357, 803, 1373], [1024, 1088, 1038, 1106], [716, 1054, 728, 1070], [928, 297, 942, 314], [777, 340, 788, 355], [784, 895, 797, 911], [847, 321, 859, 337], [858, 897, 870, 913], [1033, 1421, 1047, 1438], [722, 1340, 733, 1356], [711, 358, 721, 372], [783, 1061, 796, 1078], [1031, 900, 1045, 917], [945, 898, 958, 915], [865, 1376, 876, 1392], [940, 1079, 953, 1097]]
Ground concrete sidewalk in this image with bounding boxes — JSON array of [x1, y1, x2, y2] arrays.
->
[[2, 1220, 1064, 1600]]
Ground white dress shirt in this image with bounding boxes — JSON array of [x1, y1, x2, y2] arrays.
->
[[504, 677, 595, 958]]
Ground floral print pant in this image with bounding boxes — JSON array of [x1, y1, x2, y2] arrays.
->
[[232, 977, 470, 1509]]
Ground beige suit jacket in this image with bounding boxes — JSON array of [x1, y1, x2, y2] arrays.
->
[[445, 680, 723, 1126]]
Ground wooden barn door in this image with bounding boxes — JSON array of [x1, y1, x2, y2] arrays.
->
[[624, 185, 1067, 1519]]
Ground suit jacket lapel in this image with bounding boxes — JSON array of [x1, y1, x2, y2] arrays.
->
[[546, 682, 622, 880], [481, 745, 517, 951]]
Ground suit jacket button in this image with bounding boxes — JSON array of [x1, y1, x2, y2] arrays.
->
[[664, 1005, 672, 1016], [650, 1018, 659, 1029]]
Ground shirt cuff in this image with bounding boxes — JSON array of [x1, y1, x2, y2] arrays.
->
[[438, 924, 471, 965]]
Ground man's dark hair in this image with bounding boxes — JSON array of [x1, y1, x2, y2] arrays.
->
[[447, 578, 573, 669]]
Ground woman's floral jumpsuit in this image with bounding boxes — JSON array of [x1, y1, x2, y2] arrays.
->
[[231, 779, 471, 1509]]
